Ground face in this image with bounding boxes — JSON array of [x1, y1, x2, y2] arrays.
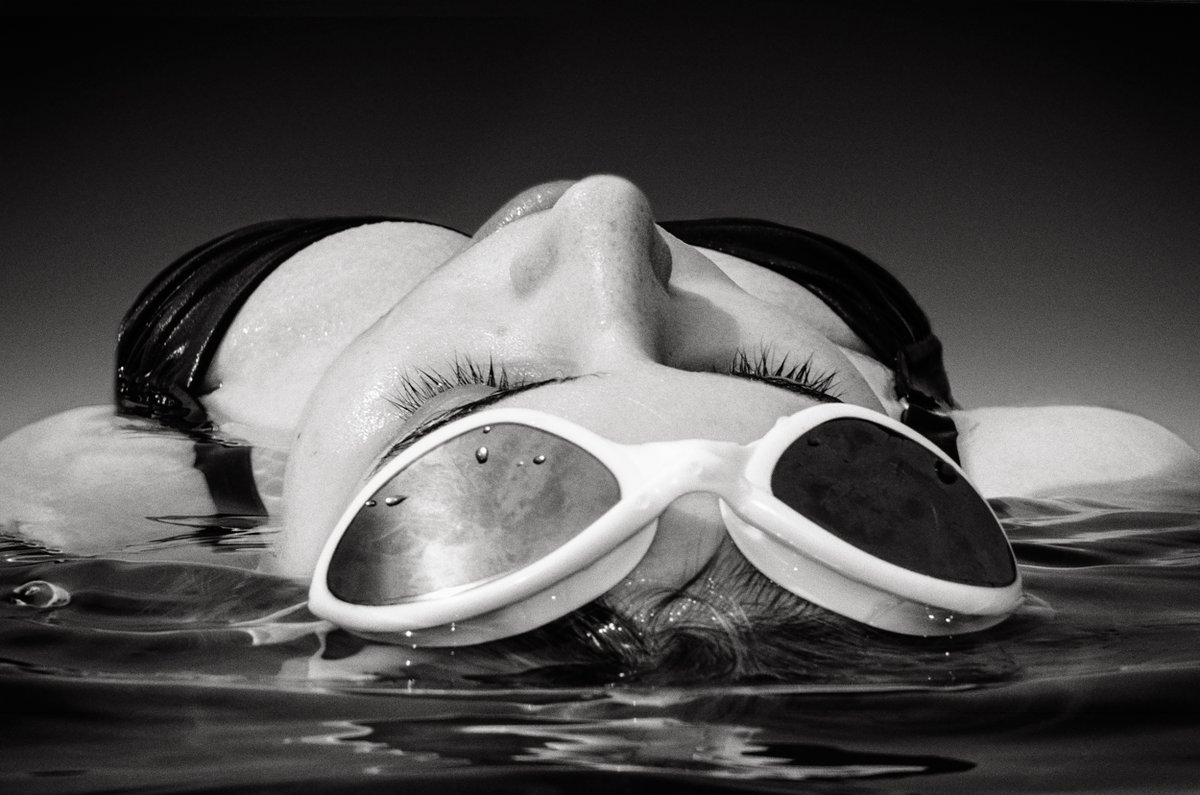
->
[[276, 175, 901, 618]]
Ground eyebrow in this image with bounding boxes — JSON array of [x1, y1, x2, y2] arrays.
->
[[371, 367, 841, 477]]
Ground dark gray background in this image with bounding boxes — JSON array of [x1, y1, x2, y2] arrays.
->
[[3, 4, 1197, 446]]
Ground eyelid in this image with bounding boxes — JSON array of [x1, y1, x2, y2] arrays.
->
[[727, 371, 842, 404], [366, 361, 836, 481], [370, 376, 577, 476], [375, 367, 833, 468]]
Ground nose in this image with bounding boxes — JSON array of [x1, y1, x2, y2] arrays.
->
[[509, 175, 673, 365]]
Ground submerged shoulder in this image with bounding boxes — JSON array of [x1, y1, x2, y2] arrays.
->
[[0, 407, 217, 553], [954, 405, 1200, 499]]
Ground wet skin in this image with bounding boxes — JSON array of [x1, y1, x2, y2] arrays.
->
[[270, 176, 904, 610], [2, 175, 1198, 617]]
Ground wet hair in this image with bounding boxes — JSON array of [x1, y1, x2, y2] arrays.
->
[[473, 539, 1019, 687]]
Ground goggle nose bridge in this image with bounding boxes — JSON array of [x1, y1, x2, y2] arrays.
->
[[624, 438, 758, 503]]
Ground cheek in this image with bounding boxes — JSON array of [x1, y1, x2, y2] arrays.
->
[[842, 349, 903, 419], [833, 365, 887, 412], [272, 362, 408, 579], [274, 428, 369, 579]]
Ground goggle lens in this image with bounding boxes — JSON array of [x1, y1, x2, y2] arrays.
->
[[770, 418, 1016, 586], [328, 423, 621, 605]]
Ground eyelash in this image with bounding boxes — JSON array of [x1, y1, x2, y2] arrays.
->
[[385, 355, 523, 415], [386, 346, 837, 419], [725, 346, 839, 401]]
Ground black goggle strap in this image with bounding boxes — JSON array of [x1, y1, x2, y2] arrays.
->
[[192, 441, 267, 517], [895, 336, 961, 464]]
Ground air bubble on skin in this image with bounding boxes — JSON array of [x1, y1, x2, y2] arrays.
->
[[533, 455, 546, 465], [11, 580, 70, 609], [475, 447, 489, 463], [364, 499, 377, 508], [935, 460, 959, 485], [384, 496, 404, 507]]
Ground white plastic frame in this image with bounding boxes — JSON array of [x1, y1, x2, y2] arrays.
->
[[309, 403, 1022, 646]]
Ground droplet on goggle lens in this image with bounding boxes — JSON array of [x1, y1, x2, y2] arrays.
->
[[475, 446, 489, 463], [935, 460, 959, 485], [363, 499, 377, 508], [533, 454, 546, 465], [384, 496, 404, 507]]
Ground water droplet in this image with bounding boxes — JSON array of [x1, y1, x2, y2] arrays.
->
[[482, 426, 491, 434], [11, 580, 70, 609], [935, 460, 958, 484], [533, 454, 546, 465], [363, 499, 377, 508], [807, 437, 821, 447], [475, 446, 489, 463], [516, 460, 525, 467], [384, 496, 404, 507]]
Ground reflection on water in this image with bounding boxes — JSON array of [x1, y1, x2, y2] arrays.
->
[[131, 513, 276, 554], [1, 486, 1199, 792], [302, 716, 974, 782]]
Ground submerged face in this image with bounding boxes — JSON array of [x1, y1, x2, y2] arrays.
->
[[274, 175, 903, 625]]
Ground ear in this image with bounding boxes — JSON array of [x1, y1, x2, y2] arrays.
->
[[955, 406, 1200, 502]]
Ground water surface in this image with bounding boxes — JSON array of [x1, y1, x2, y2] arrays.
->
[[2, 482, 1198, 792]]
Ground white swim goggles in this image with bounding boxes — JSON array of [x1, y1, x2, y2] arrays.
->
[[309, 403, 1021, 646]]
